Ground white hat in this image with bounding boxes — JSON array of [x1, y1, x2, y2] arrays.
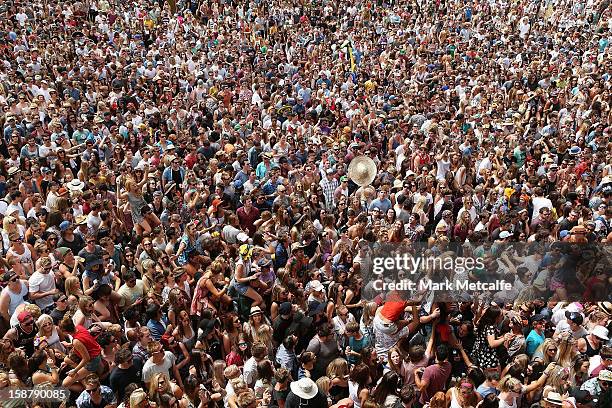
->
[[310, 280, 324, 292], [598, 369, 612, 382], [499, 231, 512, 239], [236, 232, 249, 243], [129, 388, 148, 408], [290, 378, 319, 400], [66, 179, 85, 191], [543, 392, 563, 406], [591, 325, 609, 340]]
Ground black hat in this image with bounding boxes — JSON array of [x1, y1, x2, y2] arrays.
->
[[565, 311, 584, 325], [279, 302, 292, 316], [531, 314, 547, 323], [307, 301, 327, 317], [1, 270, 17, 283]]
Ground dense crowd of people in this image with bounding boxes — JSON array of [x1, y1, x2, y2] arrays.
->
[[0, 0, 611, 408]]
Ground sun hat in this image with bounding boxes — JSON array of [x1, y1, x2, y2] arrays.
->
[[310, 280, 324, 292], [75, 215, 88, 225], [249, 306, 263, 316], [591, 325, 609, 341], [598, 302, 612, 315], [543, 392, 563, 406], [129, 388, 148, 408], [598, 369, 612, 382], [66, 179, 85, 191], [569, 146, 581, 155], [290, 377, 319, 400]]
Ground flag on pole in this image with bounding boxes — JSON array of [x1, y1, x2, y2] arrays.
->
[[348, 44, 356, 72]]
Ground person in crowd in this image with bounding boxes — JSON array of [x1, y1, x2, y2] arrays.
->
[[0, 1, 609, 408]]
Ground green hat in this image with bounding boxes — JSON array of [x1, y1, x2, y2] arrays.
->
[[56, 247, 71, 258]]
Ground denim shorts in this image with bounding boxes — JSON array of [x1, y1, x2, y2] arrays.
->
[[86, 355, 102, 372]]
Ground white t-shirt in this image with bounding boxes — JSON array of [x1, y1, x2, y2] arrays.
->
[[28, 271, 56, 309], [142, 351, 176, 384]]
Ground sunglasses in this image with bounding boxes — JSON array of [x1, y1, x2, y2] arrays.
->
[[9, 277, 18, 283], [87, 386, 100, 394]]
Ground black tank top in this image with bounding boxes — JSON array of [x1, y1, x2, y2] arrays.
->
[[16, 323, 37, 355], [581, 335, 600, 357]]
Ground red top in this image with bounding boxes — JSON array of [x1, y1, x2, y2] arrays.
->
[[380, 298, 407, 322], [72, 325, 102, 359]]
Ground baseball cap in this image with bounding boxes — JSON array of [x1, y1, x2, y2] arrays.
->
[[59, 221, 71, 232], [279, 302, 292, 316], [17, 311, 32, 323], [1, 271, 17, 283], [565, 311, 584, 325]]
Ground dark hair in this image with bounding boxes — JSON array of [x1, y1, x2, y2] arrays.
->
[[349, 363, 370, 388], [146, 303, 161, 320], [468, 366, 486, 386], [478, 305, 502, 329], [282, 334, 297, 350], [123, 270, 136, 281], [59, 317, 76, 333], [115, 347, 133, 364], [97, 331, 115, 348], [480, 393, 500, 408], [318, 324, 332, 338], [435, 344, 449, 362], [123, 308, 139, 321], [251, 343, 268, 360], [400, 384, 416, 404], [28, 349, 48, 374], [93, 283, 112, 300], [256, 360, 274, 382], [372, 371, 401, 404]]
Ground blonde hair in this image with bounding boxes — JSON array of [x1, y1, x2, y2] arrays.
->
[[545, 365, 571, 393], [230, 377, 247, 395], [316, 376, 331, 395], [36, 314, 54, 336], [24, 304, 41, 321], [362, 301, 378, 326], [2, 216, 17, 231], [326, 358, 349, 379], [148, 372, 171, 398], [557, 333, 577, 368], [499, 375, 522, 393], [534, 338, 558, 366], [65, 276, 81, 297], [223, 364, 241, 380]]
